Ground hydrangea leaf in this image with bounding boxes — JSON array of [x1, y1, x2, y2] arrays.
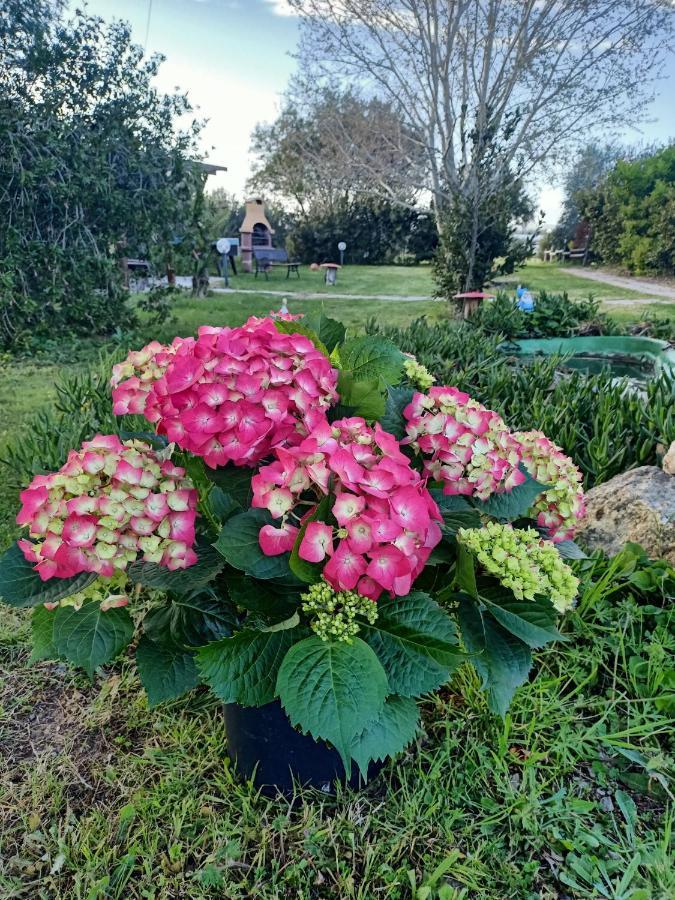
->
[[226, 573, 300, 624], [208, 487, 241, 523], [335, 372, 386, 420], [350, 694, 420, 777], [276, 635, 389, 776], [143, 588, 237, 648], [339, 335, 405, 384], [52, 602, 134, 677], [480, 592, 566, 648], [128, 543, 225, 593], [135, 635, 199, 706], [555, 539, 589, 560], [29, 605, 58, 662], [471, 468, 546, 520], [196, 627, 299, 707], [457, 596, 532, 717], [0, 542, 97, 609], [302, 309, 346, 352], [380, 385, 416, 439], [456, 544, 478, 598], [214, 509, 301, 581], [203, 464, 254, 508], [361, 592, 463, 697]]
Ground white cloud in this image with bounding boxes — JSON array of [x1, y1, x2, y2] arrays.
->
[[262, 0, 297, 16]]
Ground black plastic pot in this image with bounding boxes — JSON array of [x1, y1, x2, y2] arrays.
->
[[223, 700, 383, 797]]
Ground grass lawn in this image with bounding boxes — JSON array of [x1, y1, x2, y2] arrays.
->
[[496, 259, 664, 303], [0, 278, 673, 899], [214, 264, 435, 297]]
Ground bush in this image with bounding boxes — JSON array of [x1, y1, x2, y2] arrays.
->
[[468, 291, 616, 339]]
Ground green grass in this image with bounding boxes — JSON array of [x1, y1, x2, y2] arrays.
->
[[215, 264, 435, 297], [1, 558, 672, 899]]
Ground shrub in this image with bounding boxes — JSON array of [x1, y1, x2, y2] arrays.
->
[[467, 291, 615, 339]]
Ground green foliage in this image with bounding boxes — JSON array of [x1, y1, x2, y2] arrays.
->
[[197, 628, 300, 706], [579, 144, 675, 275], [470, 468, 546, 519], [128, 544, 225, 593], [349, 694, 420, 777], [142, 590, 236, 649], [0, 542, 97, 608], [0, 1, 201, 348], [52, 603, 134, 677], [468, 291, 614, 339], [135, 636, 200, 707], [338, 335, 405, 383], [276, 635, 389, 773], [432, 181, 536, 295], [214, 510, 299, 581]]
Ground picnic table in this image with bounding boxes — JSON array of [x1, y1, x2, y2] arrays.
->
[[253, 247, 301, 280]]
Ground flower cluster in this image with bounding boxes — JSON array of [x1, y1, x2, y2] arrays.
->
[[270, 308, 304, 321], [43, 572, 130, 612], [17, 435, 198, 580], [301, 578, 378, 642], [403, 354, 435, 390], [404, 387, 525, 499], [112, 317, 338, 469], [457, 522, 579, 613], [111, 337, 193, 417], [515, 431, 586, 541], [253, 417, 442, 599]]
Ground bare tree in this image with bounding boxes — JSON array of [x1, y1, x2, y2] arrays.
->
[[287, 0, 674, 286]]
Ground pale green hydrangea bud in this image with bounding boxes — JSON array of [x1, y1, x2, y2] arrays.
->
[[301, 578, 378, 643], [43, 572, 130, 612], [403, 355, 435, 390], [457, 522, 578, 613]]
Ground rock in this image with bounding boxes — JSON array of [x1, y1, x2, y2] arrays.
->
[[663, 441, 675, 476], [577, 466, 675, 564]]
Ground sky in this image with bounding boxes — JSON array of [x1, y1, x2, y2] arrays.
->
[[83, 0, 674, 227]]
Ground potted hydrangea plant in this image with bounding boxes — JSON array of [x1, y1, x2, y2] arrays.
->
[[0, 312, 586, 794]]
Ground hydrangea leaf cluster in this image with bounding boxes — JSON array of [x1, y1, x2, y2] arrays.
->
[[403, 354, 435, 390], [112, 317, 338, 469], [404, 387, 525, 500], [42, 572, 130, 611], [301, 578, 378, 642], [17, 435, 198, 580], [457, 522, 579, 613], [514, 430, 586, 542], [253, 417, 442, 600]]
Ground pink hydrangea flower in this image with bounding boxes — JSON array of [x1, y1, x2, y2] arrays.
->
[[16, 435, 198, 580], [252, 417, 442, 600], [403, 386, 525, 500], [514, 431, 586, 541], [111, 318, 338, 469]]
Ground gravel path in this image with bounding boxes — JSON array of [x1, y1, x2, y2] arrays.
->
[[558, 267, 675, 300]]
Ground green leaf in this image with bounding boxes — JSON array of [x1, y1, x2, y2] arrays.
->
[[127, 543, 225, 593], [457, 597, 532, 717], [350, 695, 420, 777], [272, 320, 330, 357], [471, 468, 547, 520], [289, 496, 332, 584], [480, 592, 565, 648], [430, 490, 482, 533], [456, 545, 478, 597], [214, 509, 300, 581], [361, 592, 462, 697], [555, 539, 589, 560], [0, 542, 97, 609], [52, 603, 134, 677], [135, 635, 199, 706], [30, 605, 58, 662], [276, 635, 389, 775], [335, 372, 386, 420], [339, 335, 405, 384], [261, 611, 300, 632], [302, 309, 346, 352], [208, 487, 241, 523], [380, 385, 415, 439], [226, 573, 300, 623], [203, 465, 254, 508], [143, 588, 236, 648], [197, 627, 299, 706]]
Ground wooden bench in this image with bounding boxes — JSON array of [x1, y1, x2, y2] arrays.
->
[[253, 247, 301, 280]]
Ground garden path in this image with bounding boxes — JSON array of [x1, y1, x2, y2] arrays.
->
[[557, 267, 675, 300]]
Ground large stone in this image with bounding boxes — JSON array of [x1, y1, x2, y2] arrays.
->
[[662, 441, 675, 476], [577, 466, 675, 564]]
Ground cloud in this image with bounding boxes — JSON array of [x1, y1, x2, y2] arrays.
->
[[262, 0, 297, 16]]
